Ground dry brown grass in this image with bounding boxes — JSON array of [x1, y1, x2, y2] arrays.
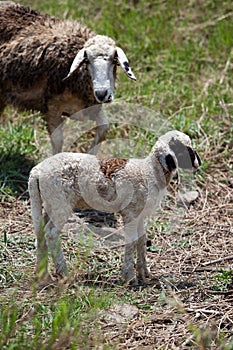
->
[[1, 142, 232, 348]]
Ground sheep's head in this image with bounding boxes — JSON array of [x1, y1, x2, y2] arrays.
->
[[158, 130, 201, 172], [64, 35, 136, 103]]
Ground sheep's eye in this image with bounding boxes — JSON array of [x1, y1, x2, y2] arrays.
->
[[84, 52, 89, 63]]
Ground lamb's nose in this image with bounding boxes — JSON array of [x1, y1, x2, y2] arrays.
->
[[95, 90, 108, 102]]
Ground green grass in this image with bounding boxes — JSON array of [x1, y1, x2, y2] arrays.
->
[[0, 289, 113, 350], [1, 0, 233, 348], [0, 113, 47, 199], [212, 268, 233, 291]]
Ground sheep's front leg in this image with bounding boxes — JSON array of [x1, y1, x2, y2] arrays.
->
[[50, 126, 64, 155], [136, 219, 150, 283], [89, 107, 109, 154], [122, 221, 138, 285], [46, 113, 64, 154], [44, 219, 68, 276]]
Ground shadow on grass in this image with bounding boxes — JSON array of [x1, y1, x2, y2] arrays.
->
[[0, 151, 36, 200]]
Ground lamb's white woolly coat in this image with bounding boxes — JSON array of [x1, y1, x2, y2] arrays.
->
[[28, 130, 201, 284]]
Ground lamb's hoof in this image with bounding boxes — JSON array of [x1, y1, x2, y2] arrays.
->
[[55, 263, 68, 277], [137, 267, 151, 285], [36, 274, 56, 291], [122, 270, 138, 286], [138, 276, 150, 285], [35, 267, 50, 283], [123, 277, 138, 287], [55, 269, 68, 277]]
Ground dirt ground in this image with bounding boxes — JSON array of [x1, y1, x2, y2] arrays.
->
[[0, 153, 233, 349]]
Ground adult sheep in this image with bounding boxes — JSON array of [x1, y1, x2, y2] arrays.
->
[[0, 2, 136, 154]]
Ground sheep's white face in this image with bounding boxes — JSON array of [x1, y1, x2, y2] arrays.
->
[[64, 35, 136, 104], [86, 49, 116, 103]]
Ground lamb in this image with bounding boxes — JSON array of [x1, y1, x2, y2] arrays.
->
[[28, 130, 201, 285], [0, 2, 136, 154]]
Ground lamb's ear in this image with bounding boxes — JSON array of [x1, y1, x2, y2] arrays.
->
[[195, 151, 202, 166], [63, 49, 87, 80], [116, 47, 136, 81], [164, 154, 177, 172]]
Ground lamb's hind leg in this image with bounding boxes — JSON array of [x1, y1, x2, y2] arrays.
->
[[136, 218, 150, 283], [35, 214, 49, 280], [44, 218, 68, 276]]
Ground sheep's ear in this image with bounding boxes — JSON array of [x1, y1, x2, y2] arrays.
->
[[164, 154, 177, 172], [116, 47, 136, 81], [63, 48, 87, 80]]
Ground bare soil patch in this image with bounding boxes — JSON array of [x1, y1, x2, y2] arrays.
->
[[1, 160, 233, 348]]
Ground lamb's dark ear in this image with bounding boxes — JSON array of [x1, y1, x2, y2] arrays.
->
[[195, 151, 202, 166], [165, 154, 177, 172]]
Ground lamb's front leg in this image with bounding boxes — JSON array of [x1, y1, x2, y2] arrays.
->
[[122, 220, 138, 285], [44, 219, 68, 276], [136, 218, 150, 283]]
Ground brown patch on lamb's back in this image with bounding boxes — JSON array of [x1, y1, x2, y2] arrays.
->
[[99, 158, 128, 180]]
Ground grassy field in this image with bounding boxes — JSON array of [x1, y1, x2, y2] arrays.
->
[[0, 0, 233, 349]]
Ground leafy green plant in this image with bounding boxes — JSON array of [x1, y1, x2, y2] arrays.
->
[[212, 269, 233, 291]]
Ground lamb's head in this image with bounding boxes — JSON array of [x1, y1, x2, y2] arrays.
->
[[64, 35, 136, 103], [157, 130, 201, 172]]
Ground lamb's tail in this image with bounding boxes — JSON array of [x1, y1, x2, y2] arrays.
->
[[28, 168, 43, 234]]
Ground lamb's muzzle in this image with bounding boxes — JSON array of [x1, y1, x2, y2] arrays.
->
[[28, 130, 201, 285]]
